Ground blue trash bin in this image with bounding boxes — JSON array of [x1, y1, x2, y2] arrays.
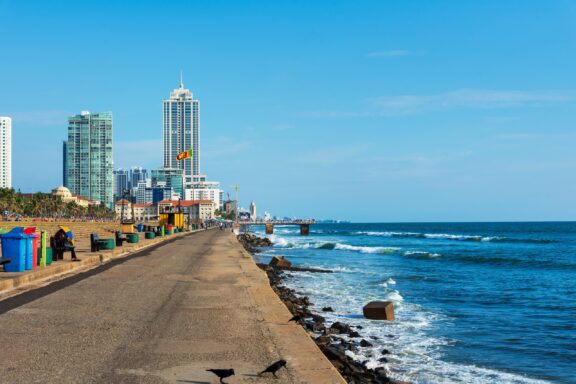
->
[[0, 227, 28, 273], [24, 235, 34, 270], [137, 224, 143, 232]]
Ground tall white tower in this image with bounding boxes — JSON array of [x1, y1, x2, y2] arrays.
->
[[0, 117, 12, 188], [250, 202, 257, 221], [162, 79, 200, 188]]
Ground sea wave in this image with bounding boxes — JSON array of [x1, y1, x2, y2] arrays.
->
[[404, 251, 441, 258], [285, 273, 550, 384], [356, 231, 553, 244], [318, 242, 401, 254]]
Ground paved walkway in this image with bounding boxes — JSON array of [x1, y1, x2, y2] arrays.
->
[[0, 230, 344, 384]]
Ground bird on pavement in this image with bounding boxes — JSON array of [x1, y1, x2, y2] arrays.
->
[[206, 368, 235, 383], [259, 359, 287, 377], [288, 314, 302, 322]]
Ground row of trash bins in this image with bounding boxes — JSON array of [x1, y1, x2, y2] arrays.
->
[[0, 227, 47, 273], [1, 224, 197, 273]]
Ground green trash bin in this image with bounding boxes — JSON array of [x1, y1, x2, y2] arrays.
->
[[166, 229, 173, 235], [38, 247, 53, 265], [126, 233, 139, 243], [99, 239, 115, 250], [145, 232, 155, 239]]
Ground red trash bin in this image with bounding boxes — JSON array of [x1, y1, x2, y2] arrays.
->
[[24, 227, 39, 269]]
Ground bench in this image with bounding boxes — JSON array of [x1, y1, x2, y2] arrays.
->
[[90, 233, 115, 251], [50, 236, 76, 261], [115, 231, 128, 247], [90, 233, 102, 252], [0, 257, 11, 271]]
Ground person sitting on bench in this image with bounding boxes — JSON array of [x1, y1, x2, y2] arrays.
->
[[53, 226, 79, 261]]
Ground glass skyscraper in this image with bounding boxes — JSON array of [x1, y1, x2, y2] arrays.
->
[[0, 117, 12, 189], [65, 111, 113, 208], [113, 168, 129, 201], [162, 81, 200, 188]]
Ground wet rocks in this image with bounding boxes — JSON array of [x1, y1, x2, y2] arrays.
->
[[360, 339, 373, 347], [237, 233, 273, 252], [257, 262, 333, 273], [330, 321, 353, 334], [270, 256, 292, 268], [250, 246, 399, 383]]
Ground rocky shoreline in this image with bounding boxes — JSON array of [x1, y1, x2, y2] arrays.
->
[[238, 233, 406, 384]]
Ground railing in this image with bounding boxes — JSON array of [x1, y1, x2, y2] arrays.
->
[[238, 219, 315, 225]]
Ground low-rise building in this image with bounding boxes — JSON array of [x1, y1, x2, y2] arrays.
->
[[115, 199, 214, 223], [52, 186, 100, 208], [133, 203, 157, 221], [114, 199, 133, 220], [158, 199, 215, 223]]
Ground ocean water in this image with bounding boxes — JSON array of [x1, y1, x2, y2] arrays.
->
[[250, 222, 576, 384]]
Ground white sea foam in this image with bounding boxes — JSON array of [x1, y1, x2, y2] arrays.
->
[[357, 230, 506, 243], [404, 251, 442, 258], [383, 290, 404, 303], [281, 267, 551, 384], [334, 243, 400, 254], [269, 235, 292, 247]]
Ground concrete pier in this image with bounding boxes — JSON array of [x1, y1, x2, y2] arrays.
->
[[241, 220, 315, 236]]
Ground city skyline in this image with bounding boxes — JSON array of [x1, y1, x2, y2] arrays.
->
[[1, 1, 575, 221]]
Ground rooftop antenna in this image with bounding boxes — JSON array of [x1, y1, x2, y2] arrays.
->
[[180, 70, 183, 88]]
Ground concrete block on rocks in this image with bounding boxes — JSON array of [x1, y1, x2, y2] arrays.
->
[[363, 301, 395, 320], [269, 256, 292, 268]]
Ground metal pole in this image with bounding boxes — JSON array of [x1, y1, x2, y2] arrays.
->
[[232, 184, 240, 224]]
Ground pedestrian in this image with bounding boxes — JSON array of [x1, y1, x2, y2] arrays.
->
[[53, 226, 79, 261]]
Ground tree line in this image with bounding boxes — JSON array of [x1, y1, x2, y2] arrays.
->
[[0, 188, 115, 219]]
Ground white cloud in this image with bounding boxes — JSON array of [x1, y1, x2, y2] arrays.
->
[[372, 89, 576, 114], [367, 50, 424, 58], [495, 132, 576, 141], [296, 110, 373, 118], [298, 89, 576, 119], [8, 110, 72, 126]]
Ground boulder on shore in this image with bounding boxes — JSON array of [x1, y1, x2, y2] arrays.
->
[[270, 256, 292, 268], [363, 301, 395, 321]]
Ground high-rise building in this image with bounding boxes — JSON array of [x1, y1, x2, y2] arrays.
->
[[113, 168, 129, 201], [62, 141, 68, 187], [130, 167, 148, 190], [250, 202, 257, 221], [65, 111, 113, 208], [0, 117, 12, 188], [151, 167, 184, 198], [162, 80, 200, 188]]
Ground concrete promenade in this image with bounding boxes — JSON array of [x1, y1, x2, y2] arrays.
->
[[0, 230, 345, 383]]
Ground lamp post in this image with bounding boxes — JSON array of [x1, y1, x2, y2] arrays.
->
[[231, 184, 240, 224]]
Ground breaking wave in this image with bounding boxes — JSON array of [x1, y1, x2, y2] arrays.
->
[[318, 242, 400, 254], [357, 231, 553, 244]]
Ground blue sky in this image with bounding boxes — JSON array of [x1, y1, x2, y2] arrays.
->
[[1, 0, 575, 222]]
